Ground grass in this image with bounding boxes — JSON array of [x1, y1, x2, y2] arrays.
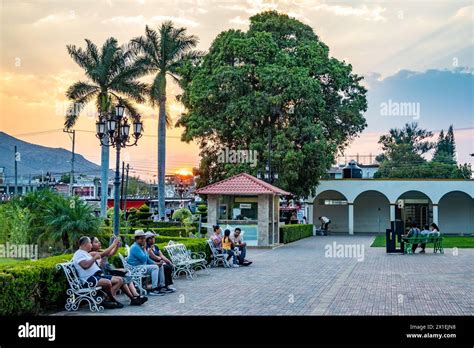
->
[[371, 235, 474, 248]]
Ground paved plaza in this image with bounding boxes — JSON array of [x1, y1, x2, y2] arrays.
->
[[55, 236, 473, 316]]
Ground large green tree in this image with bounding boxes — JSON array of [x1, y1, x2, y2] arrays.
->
[[176, 11, 367, 197], [65, 37, 148, 217], [130, 22, 201, 218], [375, 123, 471, 179]]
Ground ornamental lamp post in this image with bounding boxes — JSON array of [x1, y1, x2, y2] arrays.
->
[[95, 101, 143, 236]]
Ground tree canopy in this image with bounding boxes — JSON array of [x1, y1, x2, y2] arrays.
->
[[374, 123, 471, 179], [176, 11, 367, 197]]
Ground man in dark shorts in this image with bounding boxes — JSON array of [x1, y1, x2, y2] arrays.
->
[[73, 236, 124, 308]]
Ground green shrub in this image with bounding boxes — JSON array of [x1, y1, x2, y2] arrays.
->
[[0, 238, 209, 315], [279, 224, 313, 244], [100, 226, 201, 238]]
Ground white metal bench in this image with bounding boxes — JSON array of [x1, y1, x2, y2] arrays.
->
[[207, 239, 231, 268], [118, 253, 148, 296], [163, 240, 209, 279], [56, 261, 104, 312]]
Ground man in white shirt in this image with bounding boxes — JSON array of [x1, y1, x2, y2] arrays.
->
[[73, 236, 124, 308], [318, 216, 331, 233]]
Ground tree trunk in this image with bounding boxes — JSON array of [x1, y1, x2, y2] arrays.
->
[[100, 141, 109, 217], [100, 93, 110, 218], [158, 74, 167, 219]]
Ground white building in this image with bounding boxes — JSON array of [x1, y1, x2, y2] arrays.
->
[[308, 179, 474, 235]]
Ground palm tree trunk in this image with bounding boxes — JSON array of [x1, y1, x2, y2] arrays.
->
[[100, 93, 110, 218], [157, 74, 167, 219], [100, 140, 109, 217]]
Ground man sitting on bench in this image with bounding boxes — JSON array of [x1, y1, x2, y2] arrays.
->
[[145, 231, 175, 293], [73, 236, 124, 308], [127, 230, 165, 296], [230, 227, 252, 266]]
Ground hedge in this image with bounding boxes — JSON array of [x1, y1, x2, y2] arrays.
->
[[99, 226, 207, 238], [0, 238, 209, 315], [279, 224, 313, 244]]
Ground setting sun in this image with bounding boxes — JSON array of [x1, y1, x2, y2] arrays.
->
[[175, 168, 193, 177]]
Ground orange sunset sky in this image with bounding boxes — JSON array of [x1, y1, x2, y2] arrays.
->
[[1, 0, 472, 181]]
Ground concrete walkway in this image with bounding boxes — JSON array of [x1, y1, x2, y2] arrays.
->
[[54, 236, 473, 316]]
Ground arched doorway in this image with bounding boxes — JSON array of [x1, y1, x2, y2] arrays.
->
[[439, 191, 474, 234], [354, 190, 390, 233], [313, 190, 348, 232], [396, 191, 433, 229]]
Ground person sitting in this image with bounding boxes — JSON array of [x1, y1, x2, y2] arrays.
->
[[222, 229, 239, 268], [145, 231, 175, 293], [90, 236, 147, 305], [419, 224, 431, 254], [230, 227, 252, 266], [73, 236, 124, 309], [404, 223, 421, 253], [430, 223, 440, 236], [211, 225, 223, 249], [127, 230, 164, 296]]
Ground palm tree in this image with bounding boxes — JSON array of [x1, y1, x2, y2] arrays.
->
[[41, 195, 101, 251], [130, 22, 201, 218], [65, 37, 147, 217]]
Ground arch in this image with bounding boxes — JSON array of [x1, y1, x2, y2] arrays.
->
[[313, 190, 348, 233], [396, 190, 433, 203], [395, 190, 433, 228], [438, 191, 474, 234], [353, 190, 390, 233]]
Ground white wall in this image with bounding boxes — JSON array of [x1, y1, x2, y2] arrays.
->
[[313, 191, 348, 232], [309, 180, 474, 234], [439, 192, 474, 234], [354, 191, 390, 233]]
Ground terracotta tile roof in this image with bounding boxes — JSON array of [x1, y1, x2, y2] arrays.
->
[[195, 172, 291, 195]]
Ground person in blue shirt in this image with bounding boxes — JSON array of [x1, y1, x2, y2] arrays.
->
[[128, 230, 164, 296]]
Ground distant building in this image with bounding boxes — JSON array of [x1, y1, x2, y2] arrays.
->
[[309, 179, 474, 235]]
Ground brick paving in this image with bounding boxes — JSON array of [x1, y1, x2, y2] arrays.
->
[[54, 236, 474, 316]]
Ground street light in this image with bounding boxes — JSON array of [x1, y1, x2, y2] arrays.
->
[[257, 163, 278, 184], [95, 101, 143, 236]]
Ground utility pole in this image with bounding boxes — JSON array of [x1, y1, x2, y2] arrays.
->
[[123, 164, 130, 220], [63, 129, 75, 196], [14, 146, 18, 195]]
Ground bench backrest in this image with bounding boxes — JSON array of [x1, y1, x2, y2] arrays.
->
[[57, 261, 83, 291], [164, 240, 191, 264], [207, 239, 222, 257], [118, 253, 129, 268]]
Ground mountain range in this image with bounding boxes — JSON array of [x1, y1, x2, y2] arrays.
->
[[0, 131, 109, 180]]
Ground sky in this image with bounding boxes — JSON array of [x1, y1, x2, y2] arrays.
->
[[0, 0, 473, 181]]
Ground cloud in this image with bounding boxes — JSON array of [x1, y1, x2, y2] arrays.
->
[[33, 12, 77, 26], [101, 15, 146, 25], [312, 4, 387, 22], [102, 15, 199, 27], [149, 15, 200, 28], [229, 16, 249, 26]]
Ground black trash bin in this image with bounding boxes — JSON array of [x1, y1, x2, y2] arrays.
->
[[386, 221, 404, 253]]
